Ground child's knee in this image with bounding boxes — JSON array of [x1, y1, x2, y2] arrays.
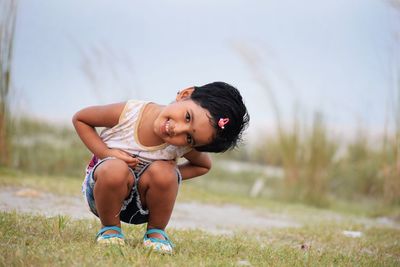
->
[[146, 161, 178, 190], [94, 159, 132, 188]]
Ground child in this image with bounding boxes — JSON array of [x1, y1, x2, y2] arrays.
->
[[72, 81, 249, 253]]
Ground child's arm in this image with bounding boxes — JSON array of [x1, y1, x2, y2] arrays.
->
[[179, 149, 212, 180], [72, 102, 139, 167]]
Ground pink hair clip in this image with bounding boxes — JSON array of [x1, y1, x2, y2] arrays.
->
[[218, 118, 229, 129]]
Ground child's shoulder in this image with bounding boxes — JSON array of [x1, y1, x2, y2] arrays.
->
[[119, 99, 150, 121], [125, 99, 149, 107]]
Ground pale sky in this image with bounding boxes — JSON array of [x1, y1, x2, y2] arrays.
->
[[9, 0, 399, 138]]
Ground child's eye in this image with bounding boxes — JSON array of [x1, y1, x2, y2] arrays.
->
[[186, 134, 193, 145], [185, 111, 191, 122]]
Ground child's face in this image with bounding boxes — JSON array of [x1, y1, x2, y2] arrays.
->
[[153, 98, 216, 147]]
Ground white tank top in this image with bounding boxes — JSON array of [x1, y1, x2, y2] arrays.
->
[[99, 99, 192, 161]]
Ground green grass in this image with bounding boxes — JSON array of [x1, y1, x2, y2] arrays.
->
[[1, 169, 400, 266], [0, 212, 399, 266]]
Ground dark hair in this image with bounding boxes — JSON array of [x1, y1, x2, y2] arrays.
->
[[190, 81, 250, 153]]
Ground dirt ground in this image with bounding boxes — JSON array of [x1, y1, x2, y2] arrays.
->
[[0, 187, 300, 234]]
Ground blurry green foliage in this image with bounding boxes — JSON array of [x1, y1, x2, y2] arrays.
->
[[233, 114, 399, 209], [11, 117, 89, 177], [5, 114, 400, 210], [330, 132, 383, 200]]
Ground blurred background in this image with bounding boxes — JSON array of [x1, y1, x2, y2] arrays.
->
[[1, 0, 399, 215]]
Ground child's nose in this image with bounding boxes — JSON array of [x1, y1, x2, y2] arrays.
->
[[173, 123, 190, 135]]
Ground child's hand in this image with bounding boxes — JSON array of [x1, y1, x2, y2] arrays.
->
[[106, 148, 139, 168]]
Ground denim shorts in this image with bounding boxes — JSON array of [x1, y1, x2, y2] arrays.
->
[[82, 156, 182, 225]]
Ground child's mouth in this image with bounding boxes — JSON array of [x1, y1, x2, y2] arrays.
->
[[161, 119, 173, 136]]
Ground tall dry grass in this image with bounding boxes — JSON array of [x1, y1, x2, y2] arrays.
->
[[235, 43, 337, 206], [381, 135, 400, 205], [381, 75, 400, 204], [234, 41, 399, 208], [0, 0, 17, 166], [381, 0, 400, 204], [301, 112, 337, 204]]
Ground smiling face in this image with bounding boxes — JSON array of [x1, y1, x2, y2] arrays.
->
[[153, 90, 216, 147]]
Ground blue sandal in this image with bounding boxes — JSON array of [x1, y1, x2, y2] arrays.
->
[[96, 226, 125, 245], [143, 229, 174, 254]]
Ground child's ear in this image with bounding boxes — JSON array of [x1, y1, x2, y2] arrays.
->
[[176, 87, 195, 101]]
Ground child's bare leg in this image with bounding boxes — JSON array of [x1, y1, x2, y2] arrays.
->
[[138, 160, 179, 239], [93, 159, 134, 234]]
